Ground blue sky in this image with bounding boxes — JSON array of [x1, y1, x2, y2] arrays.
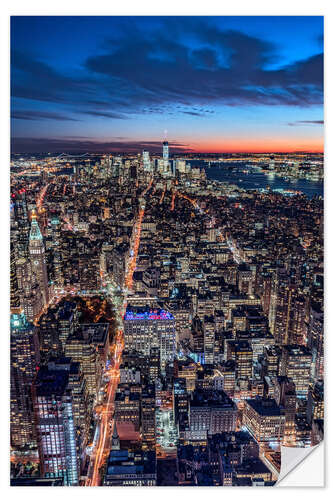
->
[[11, 16, 324, 152]]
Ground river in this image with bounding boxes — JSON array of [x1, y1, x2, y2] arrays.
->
[[192, 161, 323, 198]]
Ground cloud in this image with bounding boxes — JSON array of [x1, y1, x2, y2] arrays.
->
[[81, 110, 127, 119], [11, 110, 80, 121], [288, 120, 324, 126], [11, 137, 193, 153], [11, 19, 323, 126]]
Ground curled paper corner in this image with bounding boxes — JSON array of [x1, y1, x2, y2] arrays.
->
[[276, 441, 324, 486]]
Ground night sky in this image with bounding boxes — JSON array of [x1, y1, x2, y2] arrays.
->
[[11, 16, 324, 153]]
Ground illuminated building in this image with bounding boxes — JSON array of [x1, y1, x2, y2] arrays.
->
[[148, 346, 160, 382], [311, 419, 324, 446], [289, 295, 306, 345], [65, 328, 102, 401], [307, 304, 324, 380], [114, 386, 141, 431], [38, 309, 62, 362], [103, 450, 157, 486], [261, 346, 281, 379], [10, 244, 20, 312], [10, 312, 40, 448], [124, 305, 176, 373], [269, 270, 305, 345], [173, 378, 189, 425], [29, 211, 49, 307], [243, 398, 285, 443], [47, 357, 90, 456], [203, 315, 215, 364], [273, 376, 296, 444], [219, 360, 236, 397], [112, 243, 129, 288], [11, 188, 29, 256], [163, 141, 169, 173], [57, 301, 78, 350], [111, 421, 120, 450], [237, 264, 253, 295], [306, 380, 324, 424], [232, 459, 272, 485], [280, 345, 312, 398], [50, 218, 64, 287], [176, 359, 198, 392], [234, 340, 253, 380], [142, 267, 160, 295], [120, 365, 141, 384], [142, 150, 151, 172], [189, 389, 237, 440], [33, 366, 79, 485], [141, 385, 156, 449]]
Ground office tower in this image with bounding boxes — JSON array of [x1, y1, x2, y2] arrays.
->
[[57, 300, 78, 350], [142, 150, 151, 172], [114, 385, 141, 431], [10, 312, 40, 448], [65, 327, 104, 401], [141, 385, 156, 449], [10, 244, 20, 312], [261, 346, 281, 378], [261, 272, 273, 316], [243, 398, 285, 443], [163, 141, 169, 173], [203, 315, 215, 364], [38, 308, 62, 362], [269, 269, 295, 345], [29, 211, 49, 306], [15, 250, 44, 322], [273, 377, 296, 445], [124, 305, 176, 373], [289, 295, 306, 345], [173, 378, 189, 422], [237, 264, 253, 295], [73, 163, 80, 183], [148, 346, 160, 382], [47, 358, 90, 456], [50, 217, 64, 287], [306, 380, 324, 425], [307, 304, 324, 380], [12, 188, 29, 256], [280, 345, 312, 398], [235, 340, 253, 380], [32, 366, 79, 485], [112, 243, 128, 288], [189, 389, 237, 440]]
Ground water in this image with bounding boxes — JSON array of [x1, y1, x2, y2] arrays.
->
[[193, 162, 323, 198]]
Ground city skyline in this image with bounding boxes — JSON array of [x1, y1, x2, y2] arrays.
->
[[11, 16, 323, 153], [10, 15, 324, 487]]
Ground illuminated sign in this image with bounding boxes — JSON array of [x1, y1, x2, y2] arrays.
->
[[124, 309, 174, 321]]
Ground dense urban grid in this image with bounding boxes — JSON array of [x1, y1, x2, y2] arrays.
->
[[10, 143, 324, 486]]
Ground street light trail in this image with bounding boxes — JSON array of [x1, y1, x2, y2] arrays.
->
[[86, 190, 147, 486]]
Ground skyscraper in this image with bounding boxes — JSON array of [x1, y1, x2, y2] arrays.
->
[[124, 305, 176, 373], [10, 244, 20, 313], [33, 366, 79, 485], [280, 345, 312, 398], [29, 211, 49, 306], [142, 150, 151, 172], [163, 141, 169, 173], [10, 312, 40, 448]]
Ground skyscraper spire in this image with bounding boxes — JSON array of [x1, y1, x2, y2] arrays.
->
[[29, 210, 43, 241]]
